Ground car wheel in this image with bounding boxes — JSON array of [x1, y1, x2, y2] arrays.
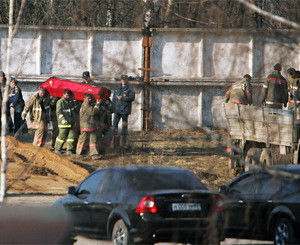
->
[[112, 219, 131, 245], [244, 148, 261, 171], [259, 148, 272, 166], [273, 218, 297, 245]]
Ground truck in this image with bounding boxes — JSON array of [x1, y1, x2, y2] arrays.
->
[[224, 101, 300, 172]]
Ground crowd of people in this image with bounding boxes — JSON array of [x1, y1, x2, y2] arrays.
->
[[0, 71, 135, 160], [224, 63, 300, 110]]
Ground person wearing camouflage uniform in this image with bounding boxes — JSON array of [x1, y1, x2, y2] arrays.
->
[[54, 89, 77, 155], [22, 88, 50, 147], [96, 96, 115, 153], [261, 63, 288, 109], [76, 93, 102, 159], [287, 67, 300, 110], [224, 74, 252, 105]]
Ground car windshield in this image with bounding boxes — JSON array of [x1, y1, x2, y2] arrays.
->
[[126, 168, 208, 191]]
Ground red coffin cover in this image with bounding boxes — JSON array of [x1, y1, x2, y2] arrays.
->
[[40, 77, 111, 101]]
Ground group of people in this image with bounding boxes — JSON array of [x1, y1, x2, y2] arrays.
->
[[0, 71, 135, 160], [224, 63, 300, 110]]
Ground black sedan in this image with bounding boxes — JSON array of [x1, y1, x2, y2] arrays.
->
[[219, 165, 300, 245], [54, 166, 225, 244]]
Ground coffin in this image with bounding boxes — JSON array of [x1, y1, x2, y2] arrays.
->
[[40, 77, 111, 101]]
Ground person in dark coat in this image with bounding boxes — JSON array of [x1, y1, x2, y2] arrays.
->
[[112, 75, 135, 145], [8, 77, 25, 133], [261, 63, 288, 109]]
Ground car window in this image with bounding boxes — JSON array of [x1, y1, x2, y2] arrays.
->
[[126, 169, 207, 191], [99, 169, 122, 200], [255, 174, 282, 196], [77, 171, 106, 195], [228, 173, 261, 195], [279, 177, 300, 201]]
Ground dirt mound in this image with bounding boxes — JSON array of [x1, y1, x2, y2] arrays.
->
[[2, 136, 89, 194]]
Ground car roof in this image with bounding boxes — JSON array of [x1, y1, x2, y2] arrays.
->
[[93, 165, 191, 173], [227, 165, 300, 186]]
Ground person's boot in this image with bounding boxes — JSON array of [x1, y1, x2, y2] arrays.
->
[[91, 154, 102, 160], [55, 149, 61, 155], [66, 150, 74, 156]]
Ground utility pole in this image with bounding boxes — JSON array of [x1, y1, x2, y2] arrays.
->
[[1, 0, 14, 203]]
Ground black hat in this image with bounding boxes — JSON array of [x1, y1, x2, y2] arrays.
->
[[274, 63, 281, 71], [120, 74, 129, 81], [82, 71, 90, 79], [10, 77, 18, 84], [0, 71, 5, 78]]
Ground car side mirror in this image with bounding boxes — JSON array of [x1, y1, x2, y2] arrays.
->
[[218, 185, 227, 194], [67, 186, 76, 195]]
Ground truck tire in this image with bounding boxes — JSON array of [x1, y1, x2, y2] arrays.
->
[[244, 148, 262, 171], [259, 148, 272, 166]]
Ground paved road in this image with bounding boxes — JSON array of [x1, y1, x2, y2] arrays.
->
[[5, 195, 273, 245]]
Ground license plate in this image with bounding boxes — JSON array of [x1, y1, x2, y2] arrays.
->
[[172, 203, 201, 211]]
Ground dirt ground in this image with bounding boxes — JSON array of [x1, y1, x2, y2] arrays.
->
[[2, 127, 235, 195]]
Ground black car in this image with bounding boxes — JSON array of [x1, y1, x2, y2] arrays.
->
[[54, 166, 225, 244], [219, 165, 300, 245]]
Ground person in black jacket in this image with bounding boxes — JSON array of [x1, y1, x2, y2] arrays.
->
[[112, 75, 135, 145], [8, 77, 25, 133]]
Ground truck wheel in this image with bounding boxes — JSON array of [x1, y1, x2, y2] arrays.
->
[[244, 148, 261, 171], [259, 148, 272, 166]]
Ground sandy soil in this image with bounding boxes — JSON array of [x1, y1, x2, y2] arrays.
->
[[1, 127, 235, 195]]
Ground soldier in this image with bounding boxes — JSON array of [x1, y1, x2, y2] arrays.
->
[[81, 71, 95, 86], [50, 96, 60, 148], [54, 89, 77, 155], [8, 77, 25, 133], [224, 74, 252, 105], [261, 63, 288, 109], [287, 68, 300, 110], [96, 89, 115, 153], [21, 88, 50, 147], [76, 93, 102, 160], [112, 75, 135, 145]]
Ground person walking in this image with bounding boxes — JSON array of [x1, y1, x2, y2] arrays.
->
[[50, 96, 60, 149], [224, 74, 252, 105], [112, 75, 135, 145], [76, 93, 102, 159], [261, 63, 288, 109], [21, 88, 50, 147], [8, 77, 25, 133], [287, 67, 300, 110], [54, 89, 77, 155], [96, 90, 115, 153]]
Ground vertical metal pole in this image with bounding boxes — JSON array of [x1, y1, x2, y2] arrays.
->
[[1, 0, 14, 203], [144, 36, 150, 130]]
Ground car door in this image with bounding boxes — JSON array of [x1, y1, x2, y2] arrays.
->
[[88, 169, 122, 236], [64, 171, 105, 231], [224, 173, 261, 235]]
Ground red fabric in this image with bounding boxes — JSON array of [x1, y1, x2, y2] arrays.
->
[[40, 77, 111, 101]]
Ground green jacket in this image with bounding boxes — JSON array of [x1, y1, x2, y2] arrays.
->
[[79, 100, 102, 131], [22, 93, 50, 125], [224, 78, 252, 105], [56, 97, 76, 128]]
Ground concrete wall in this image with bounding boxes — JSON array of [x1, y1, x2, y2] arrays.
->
[[0, 25, 299, 130]]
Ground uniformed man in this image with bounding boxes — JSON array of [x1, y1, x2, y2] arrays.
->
[[261, 63, 288, 109], [287, 67, 300, 110], [112, 75, 135, 145], [22, 88, 50, 147], [8, 77, 25, 133], [224, 74, 252, 105], [95, 89, 115, 153], [76, 93, 102, 159], [54, 89, 77, 155], [50, 96, 60, 148], [81, 71, 95, 86]]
